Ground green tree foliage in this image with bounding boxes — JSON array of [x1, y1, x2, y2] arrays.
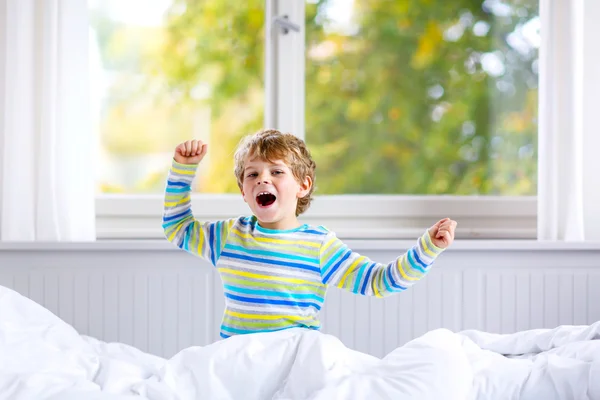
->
[[93, 0, 538, 195], [304, 0, 538, 195]]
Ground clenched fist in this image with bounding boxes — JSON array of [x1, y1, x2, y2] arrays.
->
[[428, 218, 457, 249], [174, 140, 208, 165]]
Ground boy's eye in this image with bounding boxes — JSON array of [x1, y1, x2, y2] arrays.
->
[[272, 170, 283, 175], [247, 173, 257, 178]]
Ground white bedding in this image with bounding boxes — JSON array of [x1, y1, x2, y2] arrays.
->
[[0, 286, 598, 400]]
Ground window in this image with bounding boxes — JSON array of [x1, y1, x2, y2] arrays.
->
[[89, 0, 265, 194], [305, 0, 538, 195], [91, 0, 539, 239]]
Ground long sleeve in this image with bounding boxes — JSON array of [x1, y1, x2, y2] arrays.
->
[[319, 230, 445, 297], [162, 160, 234, 266]]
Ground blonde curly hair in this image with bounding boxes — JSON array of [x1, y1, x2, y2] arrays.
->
[[234, 129, 316, 216]]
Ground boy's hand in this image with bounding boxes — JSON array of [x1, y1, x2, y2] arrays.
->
[[174, 140, 208, 165], [428, 218, 457, 249]]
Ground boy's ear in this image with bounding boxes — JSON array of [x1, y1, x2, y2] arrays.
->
[[297, 175, 313, 198]]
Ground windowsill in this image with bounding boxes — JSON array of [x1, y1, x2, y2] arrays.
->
[[1, 239, 599, 252], [95, 194, 538, 240]]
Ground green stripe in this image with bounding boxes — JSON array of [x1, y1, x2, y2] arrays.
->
[[222, 275, 327, 296], [228, 233, 319, 257], [223, 316, 319, 329]]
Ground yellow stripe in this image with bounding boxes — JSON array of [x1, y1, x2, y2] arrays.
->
[[219, 268, 321, 286], [167, 223, 182, 241], [172, 167, 195, 175], [197, 224, 204, 256], [397, 256, 419, 281], [337, 255, 365, 289], [226, 310, 311, 321], [164, 197, 190, 206], [321, 237, 336, 254], [228, 235, 318, 257], [231, 228, 320, 248]]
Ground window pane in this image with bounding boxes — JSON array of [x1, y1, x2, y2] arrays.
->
[[90, 0, 264, 193], [305, 0, 539, 195]]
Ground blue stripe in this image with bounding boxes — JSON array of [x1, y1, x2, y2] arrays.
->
[[321, 246, 347, 275], [381, 269, 393, 294], [409, 249, 427, 273], [167, 180, 189, 187], [176, 227, 186, 249], [223, 284, 324, 303], [183, 224, 191, 250], [224, 293, 322, 310], [323, 250, 352, 283], [409, 244, 427, 268], [302, 229, 327, 235], [165, 187, 189, 193], [353, 261, 369, 294], [162, 209, 192, 223], [209, 223, 216, 266], [387, 263, 407, 291], [215, 221, 223, 261], [162, 217, 190, 229], [221, 325, 317, 335], [255, 224, 309, 234], [162, 218, 187, 229], [220, 251, 321, 273], [361, 264, 376, 295], [220, 332, 231, 339], [224, 244, 319, 265]]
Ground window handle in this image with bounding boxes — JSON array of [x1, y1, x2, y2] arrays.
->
[[273, 15, 300, 35]]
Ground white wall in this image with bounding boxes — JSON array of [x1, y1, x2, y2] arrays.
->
[[1, 240, 599, 359]]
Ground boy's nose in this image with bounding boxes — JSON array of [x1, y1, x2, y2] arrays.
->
[[256, 173, 270, 184]]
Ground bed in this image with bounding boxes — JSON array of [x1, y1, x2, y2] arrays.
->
[[1, 285, 598, 400]]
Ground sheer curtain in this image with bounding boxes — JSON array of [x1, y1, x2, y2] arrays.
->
[[537, 0, 600, 241], [0, 0, 96, 241]]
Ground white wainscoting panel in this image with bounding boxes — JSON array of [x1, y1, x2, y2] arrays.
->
[[1, 241, 599, 358]]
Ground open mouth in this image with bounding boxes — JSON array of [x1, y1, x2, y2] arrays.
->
[[256, 191, 277, 207]]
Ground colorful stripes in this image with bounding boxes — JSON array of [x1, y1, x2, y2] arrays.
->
[[319, 230, 444, 298], [163, 160, 444, 339]]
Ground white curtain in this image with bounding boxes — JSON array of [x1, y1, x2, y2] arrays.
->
[[537, 0, 600, 241], [0, 0, 96, 241]]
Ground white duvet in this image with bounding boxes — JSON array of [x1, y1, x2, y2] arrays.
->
[[0, 286, 599, 400]]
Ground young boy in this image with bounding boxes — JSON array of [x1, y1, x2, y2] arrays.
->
[[163, 129, 457, 339]]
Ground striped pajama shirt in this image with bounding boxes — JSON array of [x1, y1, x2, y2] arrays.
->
[[163, 160, 445, 339]]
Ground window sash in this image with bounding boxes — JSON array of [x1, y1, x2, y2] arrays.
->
[[95, 0, 546, 240]]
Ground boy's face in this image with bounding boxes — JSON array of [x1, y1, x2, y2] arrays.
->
[[241, 156, 312, 229]]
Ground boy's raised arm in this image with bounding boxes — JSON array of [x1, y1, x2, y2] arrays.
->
[[162, 140, 234, 266]]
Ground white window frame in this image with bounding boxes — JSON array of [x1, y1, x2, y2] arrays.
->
[[96, 0, 546, 240]]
